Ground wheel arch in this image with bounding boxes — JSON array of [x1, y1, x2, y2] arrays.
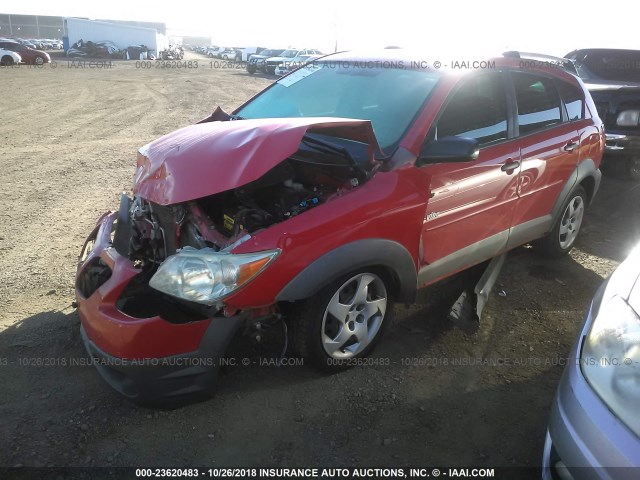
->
[[550, 158, 601, 226], [276, 239, 418, 304]]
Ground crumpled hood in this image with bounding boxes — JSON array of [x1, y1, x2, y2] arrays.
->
[[133, 117, 380, 205]]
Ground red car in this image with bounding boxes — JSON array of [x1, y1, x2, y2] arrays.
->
[[75, 50, 604, 405], [0, 41, 50, 65]]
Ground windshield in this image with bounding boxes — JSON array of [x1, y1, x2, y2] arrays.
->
[[236, 61, 441, 151], [575, 50, 640, 83], [280, 49, 298, 58]]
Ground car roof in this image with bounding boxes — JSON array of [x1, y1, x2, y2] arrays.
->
[[567, 48, 640, 56], [317, 49, 583, 82]]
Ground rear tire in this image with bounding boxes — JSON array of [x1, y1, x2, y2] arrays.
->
[[626, 156, 640, 181], [291, 270, 393, 372], [536, 186, 587, 258]]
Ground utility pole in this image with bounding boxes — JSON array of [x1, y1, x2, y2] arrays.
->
[[333, 8, 338, 53]]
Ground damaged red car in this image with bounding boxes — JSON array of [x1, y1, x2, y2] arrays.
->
[[75, 51, 605, 405]]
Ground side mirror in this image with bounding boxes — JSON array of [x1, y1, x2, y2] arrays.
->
[[416, 136, 480, 167]]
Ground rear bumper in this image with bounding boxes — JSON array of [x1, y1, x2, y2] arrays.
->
[[604, 132, 640, 157], [75, 212, 243, 404]]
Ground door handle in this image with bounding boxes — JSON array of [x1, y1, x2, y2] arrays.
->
[[564, 141, 579, 152], [501, 160, 520, 173]]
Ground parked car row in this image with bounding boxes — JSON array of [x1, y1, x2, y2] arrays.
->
[[0, 37, 62, 50], [0, 39, 50, 65], [191, 45, 242, 61]]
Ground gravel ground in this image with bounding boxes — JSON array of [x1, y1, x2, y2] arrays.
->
[[1, 53, 639, 478]]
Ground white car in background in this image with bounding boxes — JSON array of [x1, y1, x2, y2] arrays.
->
[[0, 48, 21, 66], [218, 48, 237, 60], [274, 54, 322, 76], [265, 48, 322, 74]]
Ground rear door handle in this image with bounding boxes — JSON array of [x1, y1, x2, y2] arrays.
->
[[501, 160, 520, 173], [564, 141, 579, 152]]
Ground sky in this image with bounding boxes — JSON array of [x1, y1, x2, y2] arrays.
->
[[1, 0, 639, 57]]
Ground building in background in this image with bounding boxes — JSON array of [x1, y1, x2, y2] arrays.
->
[[0, 14, 167, 51], [178, 36, 211, 48], [65, 17, 167, 55], [0, 13, 65, 38]]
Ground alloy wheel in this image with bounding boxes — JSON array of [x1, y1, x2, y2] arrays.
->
[[321, 273, 387, 359], [558, 195, 584, 249]]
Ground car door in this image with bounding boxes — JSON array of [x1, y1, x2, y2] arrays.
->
[[418, 71, 521, 285], [505, 71, 582, 248]]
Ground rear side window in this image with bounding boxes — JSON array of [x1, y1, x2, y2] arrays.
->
[[556, 80, 584, 121], [435, 73, 508, 146], [512, 73, 562, 135]]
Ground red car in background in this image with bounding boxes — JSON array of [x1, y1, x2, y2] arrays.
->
[[0, 40, 50, 65], [75, 50, 604, 405]]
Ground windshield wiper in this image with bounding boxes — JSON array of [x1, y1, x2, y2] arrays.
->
[[301, 134, 367, 176], [229, 114, 245, 120]]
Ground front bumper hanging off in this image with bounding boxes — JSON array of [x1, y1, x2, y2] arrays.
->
[[75, 212, 242, 405]]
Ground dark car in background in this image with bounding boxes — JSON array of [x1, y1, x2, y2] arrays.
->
[[0, 40, 50, 65], [246, 48, 284, 74], [566, 49, 640, 180]]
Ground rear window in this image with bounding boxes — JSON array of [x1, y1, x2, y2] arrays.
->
[[576, 50, 640, 83], [512, 73, 562, 136], [556, 80, 584, 121]]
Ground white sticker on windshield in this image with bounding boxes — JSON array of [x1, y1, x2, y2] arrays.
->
[[277, 63, 322, 87]]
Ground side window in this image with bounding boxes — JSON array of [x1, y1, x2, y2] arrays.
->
[[434, 73, 508, 147], [512, 73, 562, 135], [556, 80, 584, 121]]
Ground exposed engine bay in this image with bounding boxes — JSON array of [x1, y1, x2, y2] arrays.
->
[[114, 133, 379, 264]]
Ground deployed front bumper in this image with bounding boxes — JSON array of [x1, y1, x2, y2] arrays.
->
[[75, 212, 242, 405], [542, 292, 640, 480]]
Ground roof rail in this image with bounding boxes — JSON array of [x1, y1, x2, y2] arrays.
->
[[502, 51, 577, 74]]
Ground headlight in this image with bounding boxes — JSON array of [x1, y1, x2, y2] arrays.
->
[[149, 247, 279, 305], [616, 110, 640, 127], [582, 294, 640, 437]]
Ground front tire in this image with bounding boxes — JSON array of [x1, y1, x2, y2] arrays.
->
[[34, 56, 45, 65], [1, 55, 15, 66], [291, 271, 393, 372], [536, 186, 587, 257]]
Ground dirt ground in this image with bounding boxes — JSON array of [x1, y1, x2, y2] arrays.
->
[[1, 53, 639, 477]]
